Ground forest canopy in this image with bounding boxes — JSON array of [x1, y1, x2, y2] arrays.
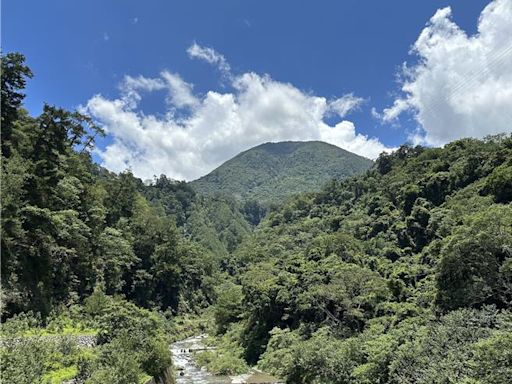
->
[[1, 52, 512, 383]]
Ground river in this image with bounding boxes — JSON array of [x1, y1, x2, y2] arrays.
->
[[171, 335, 231, 384]]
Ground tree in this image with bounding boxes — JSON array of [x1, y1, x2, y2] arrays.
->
[[1, 52, 33, 156], [214, 282, 244, 334], [436, 205, 512, 311], [96, 227, 136, 294], [472, 331, 512, 384], [484, 164, 512, 203]]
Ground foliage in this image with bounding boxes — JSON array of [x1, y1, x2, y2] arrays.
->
[[216, 135, 512, 381], [213, 281, 244, 334], [484, 163, 512, 203], [2, 51, 512, 383], [435, 205, 512, 311], [1, 335, 53, 383], [472, 330, 512, 384], [0, 297, 172, 383], [191, 141, 373, 205], [1, 52, 217, 318], [194, 323, 249, 375], [1, 52, 33, 156]]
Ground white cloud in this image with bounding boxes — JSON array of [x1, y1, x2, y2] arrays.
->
[[85, 52, 391, 181], [187, 42, 231, 75], [161, 71, 199, 109], [122, 75, 165, 93], [119, 75, 166, 108], [118, 72, 199, 111], [381, 98, 410, 122], [328, 94, 365, 118], [378, 0, 512, 145]]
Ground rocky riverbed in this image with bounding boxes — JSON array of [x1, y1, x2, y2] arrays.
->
[[171, 335, 231, 384]]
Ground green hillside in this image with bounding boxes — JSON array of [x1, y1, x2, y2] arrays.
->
[[190, 141, 373, 204], [203, 135, 512, 383]]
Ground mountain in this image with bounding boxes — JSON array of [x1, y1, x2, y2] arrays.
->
[[190, 141, 373, 203], [7, 52, 512, 384], [210, 136, 512, 381]]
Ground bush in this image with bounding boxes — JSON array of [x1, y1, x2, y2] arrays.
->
[[0, 336, 52, 383], [86, 335, 142, 384]]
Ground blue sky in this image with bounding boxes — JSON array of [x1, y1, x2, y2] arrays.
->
[[4, 0, 512, 180]]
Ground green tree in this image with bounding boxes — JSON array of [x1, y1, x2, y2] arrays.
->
[[436, 205, 512, 311], [472, 331, 512, 384], [1, 52, 33, 156], [214, 281, 244, 334], [484, 163, 512, 203]]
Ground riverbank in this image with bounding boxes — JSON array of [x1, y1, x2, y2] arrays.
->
[[172, 335, 231, 383]]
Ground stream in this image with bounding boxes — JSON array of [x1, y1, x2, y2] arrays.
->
[[171, 335, 231, 384]]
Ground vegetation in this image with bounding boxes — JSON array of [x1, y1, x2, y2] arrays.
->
[[0, 52, 230, 319], [0, 294, 172, 383], [2, 51, 512, 383], [210, 136, 512, 382], [194, 323, 249, 376], [0, 52, 197, 383], [190, 141, 373, 205]]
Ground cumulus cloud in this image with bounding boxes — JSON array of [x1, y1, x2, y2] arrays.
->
[[378, 0, 512, 145], [380, 99, 410, 123], [85, 47, 391, 181], [161, 71, 199, 109], [119, 75, 166, 108], [328, 94, 365, 118]]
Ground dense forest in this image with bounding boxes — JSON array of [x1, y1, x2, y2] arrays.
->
[[205, 137, 512, 383], [191, 141, 373, 205], [0, 53, 234, 383], [1, 52, 512, 383]]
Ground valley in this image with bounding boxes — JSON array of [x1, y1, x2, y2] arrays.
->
[[2, 52, 512, 384]]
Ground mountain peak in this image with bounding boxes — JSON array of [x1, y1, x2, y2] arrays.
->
[[190, 141, 373, 203]]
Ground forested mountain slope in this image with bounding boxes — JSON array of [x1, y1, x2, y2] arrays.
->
[[0, 51, 248, 320], [190, 141, 373, 204], [206, 137, 512, 383], [140, 175, 252, 257], [0, 53, 220, 382]]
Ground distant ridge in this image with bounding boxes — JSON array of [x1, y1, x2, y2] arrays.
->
[[190, 141, 373, 203]]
